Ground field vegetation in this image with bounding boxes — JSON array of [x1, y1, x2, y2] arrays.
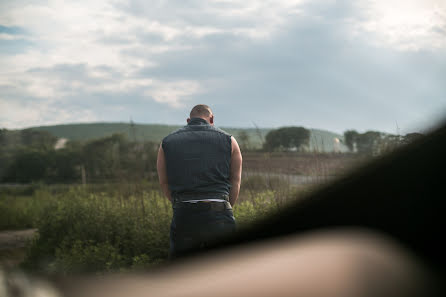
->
[[0, 123, 419, 274], [1, 178, 300, 274]]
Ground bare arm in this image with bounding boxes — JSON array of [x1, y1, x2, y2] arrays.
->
[[229, 136, 242, 206], [156, 143, 172, 202]]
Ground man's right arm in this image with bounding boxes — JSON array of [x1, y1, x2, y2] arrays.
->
[[229, 136, 242, 206], [156, 143, 172, 202]]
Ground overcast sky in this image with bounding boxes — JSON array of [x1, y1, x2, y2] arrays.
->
[[1, 0, 445, 134]]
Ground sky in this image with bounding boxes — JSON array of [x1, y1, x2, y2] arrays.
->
[[0, 0, 445, 134]]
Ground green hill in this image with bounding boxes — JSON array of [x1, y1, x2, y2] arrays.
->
[[31, 123, 176, 143], [27, 122, 348, 152]]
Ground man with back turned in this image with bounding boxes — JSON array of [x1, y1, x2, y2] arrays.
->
[[157, 104, 243, 258]]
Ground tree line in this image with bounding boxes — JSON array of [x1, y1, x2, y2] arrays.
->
[[343, 130, 424, 155], [0, 129, 158, 184], [0, 126, 423, 183], [237, 126, 423, 154]]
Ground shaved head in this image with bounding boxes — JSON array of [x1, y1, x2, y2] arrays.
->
[[190, 104, 213, 118]]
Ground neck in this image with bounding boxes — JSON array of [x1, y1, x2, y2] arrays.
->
[[188, 117, 210, 125]]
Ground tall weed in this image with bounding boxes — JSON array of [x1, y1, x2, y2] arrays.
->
[[22, 187, 171, 274], [1, 182, 294, 274]]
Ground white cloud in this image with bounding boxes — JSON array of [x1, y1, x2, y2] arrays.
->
[[0, 62, 203, 113], [354, 0, 446, 51], [0, 0, 444, 131], [0, 97, 98, 129], [147, 80, 203, 108], [0, 0, 214, 112], [0, 33, 28, 40]]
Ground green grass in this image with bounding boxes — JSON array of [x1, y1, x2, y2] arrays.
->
[[20, 187, 171, 274], [0, 182, 294, 274], [0, 187, 54, 230]]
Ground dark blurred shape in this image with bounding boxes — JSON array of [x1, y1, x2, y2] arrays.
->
[[207, 121, 445, 273]]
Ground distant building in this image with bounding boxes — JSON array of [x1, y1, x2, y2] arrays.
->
[[333, 138, 341, 153], [54, 138, 68, 150]]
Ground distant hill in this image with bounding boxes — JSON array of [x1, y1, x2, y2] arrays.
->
[[28, 122, 348, 152]]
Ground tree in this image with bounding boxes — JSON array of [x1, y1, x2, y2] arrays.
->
[[1, 132, 159, 184], [377, 133, 401, 154], [356, 131, 383, 155], [2, 150, 52, 183], [343, 130, 387, 155], [264, 126, 310, 152], [20, 129, 57, 151], [343, 130, 359, 152], [81, 133, 127, 182], [237, 131, 251, 151], [402, 132, 424, 145], [376, 132, 425, 155]]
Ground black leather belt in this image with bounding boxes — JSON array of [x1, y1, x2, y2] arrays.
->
[[174, 201, 231, 211], [172, 193, 230, 203]]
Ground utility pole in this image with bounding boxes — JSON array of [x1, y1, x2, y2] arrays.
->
[[81, 165, 86, 186], [130, 117, 137, 142]]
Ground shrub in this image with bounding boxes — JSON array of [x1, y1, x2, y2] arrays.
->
[[233, 191, 280, 227], [0, 184, 293, 274], [21, 187, 171, 273], [0, 188, 53, 230]]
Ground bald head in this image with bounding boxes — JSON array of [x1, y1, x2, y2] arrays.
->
[[190, 104, 212, 118], [188, 104, 214, 125]]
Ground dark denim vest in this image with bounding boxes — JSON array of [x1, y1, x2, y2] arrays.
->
[[162, 118, 232, 198]]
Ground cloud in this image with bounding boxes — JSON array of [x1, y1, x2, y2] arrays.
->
[[0, 24, 33, 54], [354, 0, 446, 51], [0, 96, 98, 129], [114, 0, 307, 38], [0, 25, 26, 34], [148, 80, 203, 108], [0, 0, 445, 132]]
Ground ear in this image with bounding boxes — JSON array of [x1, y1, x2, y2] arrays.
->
[[210, 116, 214, 125], [187, 118, 191, 123]]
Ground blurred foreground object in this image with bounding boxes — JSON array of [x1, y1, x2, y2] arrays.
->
[[0, 230, 436, 297]]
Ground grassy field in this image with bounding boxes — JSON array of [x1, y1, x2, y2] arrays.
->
[[0, 180, 300, 274], [0, 152, 366, 274], [242, 152, 364, 175]]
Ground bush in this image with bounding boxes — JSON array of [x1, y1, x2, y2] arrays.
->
[[233, 191, 280, 227], [0, 188, 53, 230], [54, 240, 125, 273], [21, 187, 171, 273], [0, 184, 294, 274]]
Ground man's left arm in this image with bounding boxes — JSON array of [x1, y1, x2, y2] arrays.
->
[[156, 143, 172, 202], [229, 136, 242, 206]]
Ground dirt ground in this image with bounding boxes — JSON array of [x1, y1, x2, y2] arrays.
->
[[0, 229, 37, 269], [243, 152, 366, 175]]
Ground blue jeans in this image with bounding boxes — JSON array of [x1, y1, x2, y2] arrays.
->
[[169, 204, 236, 258]]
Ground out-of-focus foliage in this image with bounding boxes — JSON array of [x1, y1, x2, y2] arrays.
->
[[0, 129, 57, 152], [342, 130, 424, 155], [237, 130, 251, 151], [0, 130, 158, 184], [0, 129, 57, 181], [343, 130, 359, 152], [20, 187, 171, 273], [264, 126, 310, 152], [0, 183, 291, 274]]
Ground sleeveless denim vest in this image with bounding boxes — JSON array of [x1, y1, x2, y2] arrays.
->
[[162, 118, 232, 197]]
